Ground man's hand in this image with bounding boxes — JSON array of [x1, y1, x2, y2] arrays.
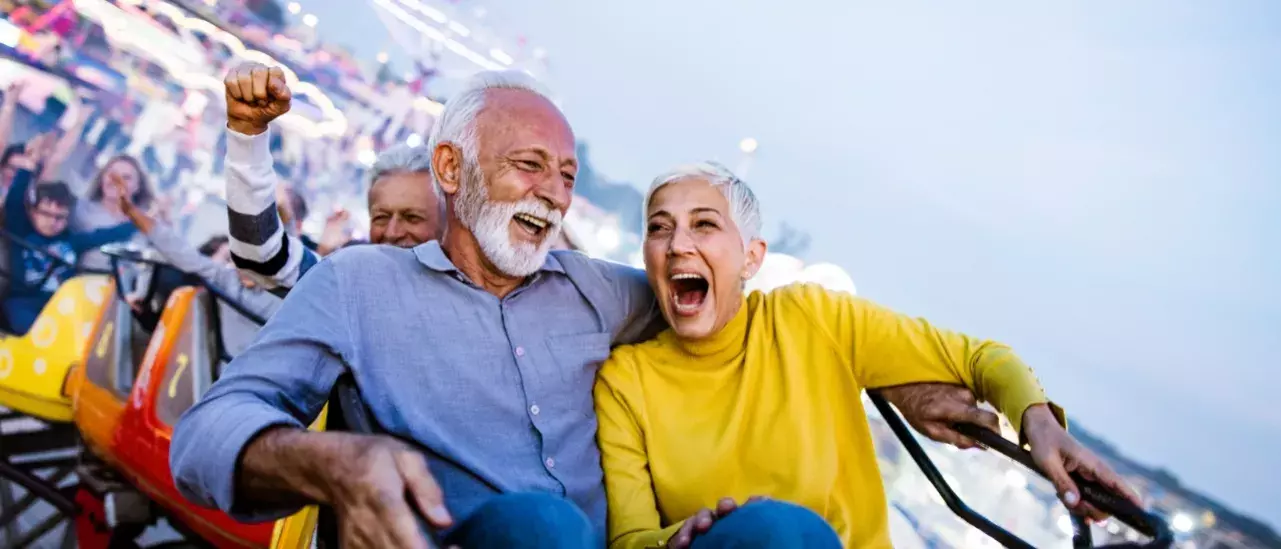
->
[[667, 496, 766, 549], [3, 80, 26, 108], [877, 383, 1000, 450], [240, 429, 452, 549], [317, 207, 352, 256], [319, 433, 452, 549], [224, 62, 291, 136], [1022, 404, 1142, 522]]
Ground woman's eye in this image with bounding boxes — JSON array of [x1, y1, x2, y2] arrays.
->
[[646, 223, 668, 234]]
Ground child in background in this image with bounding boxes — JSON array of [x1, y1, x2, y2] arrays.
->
[[1, 168, 135, 333]]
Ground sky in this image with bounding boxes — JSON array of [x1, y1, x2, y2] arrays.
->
[[301, 0, 1281, 527]]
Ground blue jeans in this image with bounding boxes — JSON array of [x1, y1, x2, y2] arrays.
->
[[690, 500, 842, 549], [441, 492, 596, 549]]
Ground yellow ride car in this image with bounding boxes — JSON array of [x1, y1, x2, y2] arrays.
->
[[0, 274, 112, 422]]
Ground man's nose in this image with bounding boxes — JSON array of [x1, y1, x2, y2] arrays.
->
[[385, 218, 406, 238], [535, 174, 573, 213]]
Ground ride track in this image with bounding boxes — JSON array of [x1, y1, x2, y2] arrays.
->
[[0, 232, 1173, 548]]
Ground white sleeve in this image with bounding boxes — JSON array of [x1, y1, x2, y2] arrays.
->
[[223, 127, 309, 290]]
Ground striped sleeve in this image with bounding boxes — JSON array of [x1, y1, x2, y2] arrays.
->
[[223, 128, 316, 291]]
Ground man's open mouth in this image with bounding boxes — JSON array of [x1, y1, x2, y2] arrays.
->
[[670, 273, 709, 315], [513, 213, 550, 237]]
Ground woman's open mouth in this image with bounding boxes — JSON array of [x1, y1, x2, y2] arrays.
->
[[512, 213, 550, 238], [670, 273, 709, 316]]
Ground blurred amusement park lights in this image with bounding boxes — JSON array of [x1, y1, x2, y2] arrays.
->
[[1171, 512, 1196, 534]]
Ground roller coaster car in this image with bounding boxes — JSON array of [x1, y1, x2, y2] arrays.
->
[[69, 246, 276, 548], [0, 231, 112, 423], [265, 382, 1175, 549]]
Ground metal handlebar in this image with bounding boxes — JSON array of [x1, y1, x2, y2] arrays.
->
[[866, 391, 1173, 549]]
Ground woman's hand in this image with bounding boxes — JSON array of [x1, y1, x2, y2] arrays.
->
[[110, 173, 153, 233], [667, 496, 766, 549], [1022, 404, 1143, 522]]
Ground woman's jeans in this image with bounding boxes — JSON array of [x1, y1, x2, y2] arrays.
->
[[691, 500, 842, 549], [438, 495, 839, 549]]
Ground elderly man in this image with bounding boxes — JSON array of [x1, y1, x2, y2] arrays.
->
[[221, 69, 444, 290], [172, 64, 996, 549]]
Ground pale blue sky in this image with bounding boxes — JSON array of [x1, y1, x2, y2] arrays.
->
[[302, 0, 1280, 527]]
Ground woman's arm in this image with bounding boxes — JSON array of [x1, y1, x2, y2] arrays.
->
[[787, 283, 1061, 436], [595, 353, 686, 549], [0, 81, 24, 156], [37, 96, 88, 182]]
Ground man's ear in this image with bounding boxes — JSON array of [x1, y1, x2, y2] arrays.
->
[[432, 142, 464, 196], [742, 238, 768, 280]]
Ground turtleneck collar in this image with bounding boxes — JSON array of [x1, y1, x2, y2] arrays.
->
[[668, 295, 753, 363]]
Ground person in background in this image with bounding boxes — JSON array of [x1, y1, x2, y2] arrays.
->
[[74, 154, 156, 270], [0, 80, 88, 187], [596, 163, 1140, 548], [220, 65, 444, 290], [1, 168, 135, 332], [111, 175, 279, 356]]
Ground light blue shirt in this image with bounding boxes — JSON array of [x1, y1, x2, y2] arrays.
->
[[170, 241, 662, 538]]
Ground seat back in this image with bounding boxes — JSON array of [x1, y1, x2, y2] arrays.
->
[[0, 274, 112, 422], [315, 374, 376, 549]]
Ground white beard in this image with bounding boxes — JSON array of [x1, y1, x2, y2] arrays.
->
[[455, 163, 564, 277]]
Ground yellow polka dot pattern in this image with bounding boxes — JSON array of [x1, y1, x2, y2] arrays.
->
[[0, 275, 111, 422]]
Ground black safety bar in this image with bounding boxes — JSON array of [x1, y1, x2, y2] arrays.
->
[[100, 245, 268, 324], [0, 228, 111, 283], [100, 244, 269, 365], [866, 390, 1173, 549]]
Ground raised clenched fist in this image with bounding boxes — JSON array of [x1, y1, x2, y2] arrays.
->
[[224, 62, 292, 136]]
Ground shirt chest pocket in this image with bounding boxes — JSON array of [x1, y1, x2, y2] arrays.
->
[[545, 332, 612, 415]]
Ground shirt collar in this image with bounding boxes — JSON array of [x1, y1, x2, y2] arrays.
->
[[413, 241, 565, 275]]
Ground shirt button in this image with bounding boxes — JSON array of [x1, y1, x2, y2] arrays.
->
[[545, 457, 555, 469], [530, 404, 540, 416], [515, 346, 526, 357]]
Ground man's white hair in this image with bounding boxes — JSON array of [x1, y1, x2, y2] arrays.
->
[[644, 161, 763, 243], [368, 143, 443, 218], [426, 70, 553, 173], [369, 143, 433, 185]]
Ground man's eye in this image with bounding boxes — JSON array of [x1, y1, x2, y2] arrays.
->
[[517, 160, 541, 171]]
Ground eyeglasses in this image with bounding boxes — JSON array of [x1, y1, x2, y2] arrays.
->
[[33, 208, 69, 223]]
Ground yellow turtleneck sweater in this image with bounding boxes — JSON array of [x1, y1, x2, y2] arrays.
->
[[595, 283, 1059, 549]]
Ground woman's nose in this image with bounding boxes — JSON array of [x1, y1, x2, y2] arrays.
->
[[668, 227, 696, 255]]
